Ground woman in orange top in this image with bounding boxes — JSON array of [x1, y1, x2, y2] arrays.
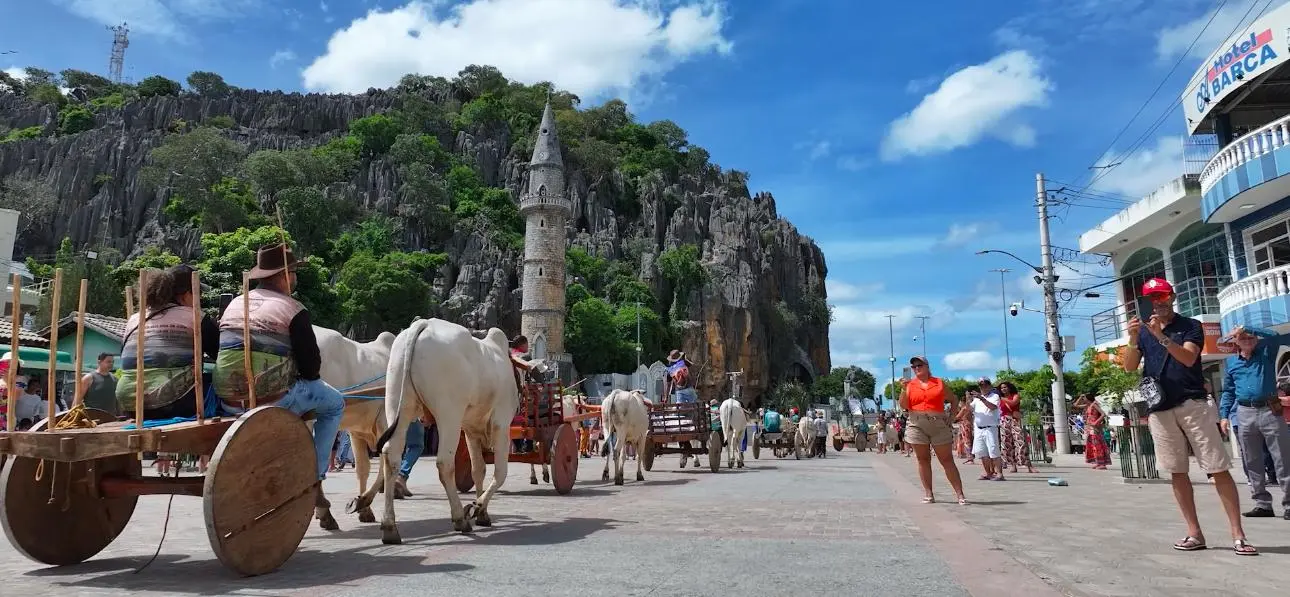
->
[[899, 355, 967, 505]]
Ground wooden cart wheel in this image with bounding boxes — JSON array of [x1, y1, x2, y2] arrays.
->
[[1, 408, 137, 567], [752, 434, 761, 460], [550, 423, 578, 495], [641, 436, 654, 471], [204, 406, 317, 577], [454, 433, 473, 493], [708, 430, 722, 473], [833, 437, 843, 452]]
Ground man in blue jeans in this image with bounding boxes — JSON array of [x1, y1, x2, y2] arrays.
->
[[394, 417, 427, 498], [215, 244, 345, 489]]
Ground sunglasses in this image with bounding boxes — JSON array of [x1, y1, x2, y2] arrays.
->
[[911, 363, 926, 369]]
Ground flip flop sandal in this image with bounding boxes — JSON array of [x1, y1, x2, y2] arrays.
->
[[1173, 536, 1207, 551], [978, 474, 991, 480], [921, 496, 935, 504], [1234, 539, 1258, 556], [957, 497, 969, 505]]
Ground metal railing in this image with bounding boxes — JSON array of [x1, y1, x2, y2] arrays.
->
[[1024, 425, 1051, 465], [1090, 275, 1226, 344], [1115, 424, 1159, 480], [1218, 262, 1290, 314], [1200, 112, 1290, 195]]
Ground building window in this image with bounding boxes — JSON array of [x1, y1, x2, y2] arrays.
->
[[538, 185, 547, 197], [1169, 223, 1231, 318], [540, 219, 545, 228], [1247, 217, 1290, 273], [538, 267, 543, 277]]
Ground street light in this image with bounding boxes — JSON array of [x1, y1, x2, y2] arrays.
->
[[975, 249, 1042, 273], [990, 268, 1012, 371]]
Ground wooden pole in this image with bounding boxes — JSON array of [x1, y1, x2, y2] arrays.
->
[[242, 272, 256, 409], [6, 274, 20, 431], [134, 269, 147, 425], [191, 271, 204, 423], [71, 280, 87, 412], [124, 286, 133, 320], [45, 269, 62, 427]]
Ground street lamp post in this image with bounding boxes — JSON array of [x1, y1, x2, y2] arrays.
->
[[886, 314, 897, 411], [990, 268, 1012, 371], [915, 316, 929, 358], [635, 300, 642, 369]]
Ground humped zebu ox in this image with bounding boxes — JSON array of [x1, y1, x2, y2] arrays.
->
[[307, 325, 397, 531], [719, 397, 750, 469], [373, 317, 533, 543], [599, 389, 651, 485], [796, 412, 815, 457]]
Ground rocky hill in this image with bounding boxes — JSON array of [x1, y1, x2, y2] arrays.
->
[[0, 68, 829, 402]]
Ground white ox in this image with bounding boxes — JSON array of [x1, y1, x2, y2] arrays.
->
[[719, 398, 750, 469], [311, 325, 396, 530], [374, 318, 521, 542], [796, 414, 815, 457], [599, 389, 650, 485]]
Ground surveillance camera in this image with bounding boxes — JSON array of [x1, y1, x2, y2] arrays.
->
[[1009, 303, 1019, 317]]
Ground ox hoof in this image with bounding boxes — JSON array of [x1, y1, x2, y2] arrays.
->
[[542, 471, 550, 483], [636, 472, 645, 482], [474, 510, 492, 527], [381, 525, 402, 545], [316, 510, 340, 531], [614, 475, 624, 486], [602, 470, 610, 481], [346, 495, 372, 515], [358, 508, 376, 524], [530, 476, 539, 485], [452, 518, 474, 533]]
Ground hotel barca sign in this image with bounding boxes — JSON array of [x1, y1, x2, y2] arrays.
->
[[1185, 3, 1290, 134]]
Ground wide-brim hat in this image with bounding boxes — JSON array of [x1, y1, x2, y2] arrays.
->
[[667, 349, 683, 363], [248, 243, 299, 280]]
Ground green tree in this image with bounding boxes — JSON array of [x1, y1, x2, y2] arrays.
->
[[141, 127, 248, 232], [336, 251, 434, 337], [312, 135, 361, 183], [766, 380, 811, 414], [566, 297, 628, 373], [453, 64, 509, 100], [657, 244, 707, 315], [0, 175, 58, 238], [58, 105, 95, 135], [811, 366, 876, 402], [389, 133, 450, 170], [277, 186, 347, 255], [136, 75, 182, 98], [349, 114, 401, 157], [329, 216, 400, 264], [646, 120, 688, 151], [113, 246, 182, 287], [612, 302, 666, 365], [26, 83, 66, 108], [565, 283, 592, 309], [566, 247, 609, 291], [21, 68, 57, 88], [59, 69, 114, 99], [606, 276, 654, 308], [186, 71, 231, 98], [195, 226, 340, 326], [0, 71, 24, 95], [243, 149, 308, 198], [28, 238, 125, 327]]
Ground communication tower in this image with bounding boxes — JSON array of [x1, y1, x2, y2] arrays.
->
[[107, 23, 129, 84]]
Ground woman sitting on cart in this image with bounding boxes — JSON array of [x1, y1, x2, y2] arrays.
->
[[117, 264, 219, 421]]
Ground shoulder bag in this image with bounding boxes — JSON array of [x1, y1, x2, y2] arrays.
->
[[1138, 342, 1176, 413]]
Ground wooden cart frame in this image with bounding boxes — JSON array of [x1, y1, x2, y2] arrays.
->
[[449, 382, 588, 496], [639, 401, 722, 473], [752, 421, 802, 460], [0, 267, 320, 577]]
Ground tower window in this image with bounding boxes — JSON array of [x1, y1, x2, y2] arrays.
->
[[541, 128, 548, 135], [538, 185, 547, 197], [538, 267, 544, 277], [540, 219, 545, 228]]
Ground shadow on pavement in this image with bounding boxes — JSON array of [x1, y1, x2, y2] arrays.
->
[[965, 500, 1027, 506], [25, 544, 472, 595]]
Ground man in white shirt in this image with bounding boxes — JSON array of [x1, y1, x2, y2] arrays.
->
[[972, 377, 1004, 481], [813, 410, 829, 458], [13, 376, 48, 427]]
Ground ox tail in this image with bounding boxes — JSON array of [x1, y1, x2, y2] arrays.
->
[[375, 318, 432, 454]]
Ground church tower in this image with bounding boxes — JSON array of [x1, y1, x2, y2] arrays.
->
[[519, 102, 571, 366]]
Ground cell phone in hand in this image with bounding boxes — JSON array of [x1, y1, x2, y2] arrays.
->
[[1135, 296, 1153, 325]]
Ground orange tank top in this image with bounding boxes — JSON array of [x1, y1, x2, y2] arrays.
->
[[907, 377, 945, 412]]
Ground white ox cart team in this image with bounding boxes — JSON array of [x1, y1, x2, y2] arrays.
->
[[0, 242, 821, 577]]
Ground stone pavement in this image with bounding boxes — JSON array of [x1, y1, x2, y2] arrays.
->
[[876, 449, 1290, 597], [5, 443, 1274, 596]]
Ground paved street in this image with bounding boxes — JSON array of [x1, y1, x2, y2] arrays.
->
[[1, 445, 1286, 596]]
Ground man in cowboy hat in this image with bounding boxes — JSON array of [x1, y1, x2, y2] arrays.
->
[[214, 243, 345, 486], [663, 349, 696, 404]]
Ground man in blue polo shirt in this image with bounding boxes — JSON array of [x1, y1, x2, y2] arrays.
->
[[1219, 325, 1290, 519], [1124, 277, 1256, 555]]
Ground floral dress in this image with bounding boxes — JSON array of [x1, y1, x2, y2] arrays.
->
[[1084, 402, 1112, 467]]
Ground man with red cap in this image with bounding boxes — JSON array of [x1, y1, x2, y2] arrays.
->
[[1123, 277, 1256, 555]]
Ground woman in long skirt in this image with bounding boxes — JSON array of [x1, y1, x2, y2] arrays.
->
[[955, 399, 973, 463], [998, 382, 1036, 474], [1073, 393, 1111, 469]]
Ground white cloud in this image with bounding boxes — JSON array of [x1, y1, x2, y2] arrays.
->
[[52, 0, 260, 40], [320, 0, 329, 11], [880, 50, 1052, 161], [270, 49, 297, 69], [1087, 136, 1184, 199], [1157, 0, 1261, 62], [826, 280, 883, 302], [836, 155, 871, 171], [941, 222, 995, 248], [301, 0, 733, 98], [944, 350, 1008, 371], [807, 141, 830, 160], [3, 67, 25, 81]]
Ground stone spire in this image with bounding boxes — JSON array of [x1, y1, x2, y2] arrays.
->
[[530, 101, 563, 169]]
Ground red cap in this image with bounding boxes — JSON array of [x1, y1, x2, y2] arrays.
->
[[1141, 278, 1173, 296]]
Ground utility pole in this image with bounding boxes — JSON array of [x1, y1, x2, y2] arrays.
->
[[635, 301, 641, 369], [1037, 172, 1070, 455], [915, 315, 930, 357], [886, 314, 897, 410], [990, 268, 1012, 371]]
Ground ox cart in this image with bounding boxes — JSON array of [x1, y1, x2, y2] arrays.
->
[[639, 401, 721, 473], [0, 268, 325, 577], [833, 424, 863, 452], [752, 420, 801, 459], [450, 382, 591, 496]]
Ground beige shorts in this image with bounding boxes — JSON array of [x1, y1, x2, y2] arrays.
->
[[1147, 398, 1231, 474], [906, 412, 953, 446]]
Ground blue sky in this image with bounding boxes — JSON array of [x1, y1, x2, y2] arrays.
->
[[0, 0, 1263, 393]]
